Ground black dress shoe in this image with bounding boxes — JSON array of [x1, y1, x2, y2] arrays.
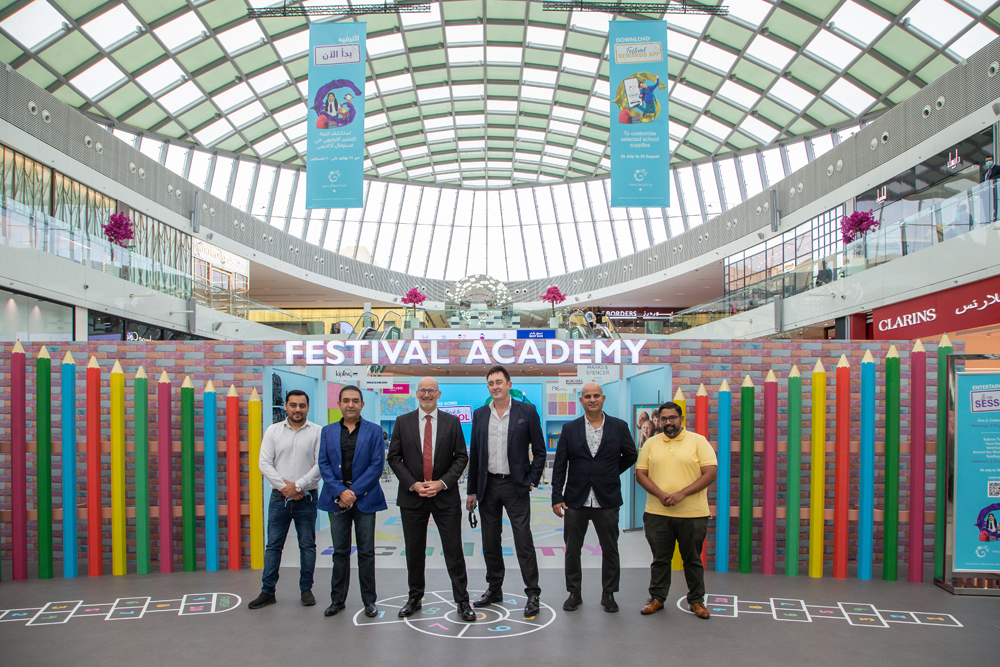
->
[[601, 594, 619, 613], [563, 593, 582, 611], [398, 598, 422, 617], [323, 601, 346, 617], [472, 590, 503, 607], [524, 595, 540, 617], [301, 590, 316, 606], [364, 602, 378, 618], [458, 601, 476, 622], [248, 592, 276, 610]]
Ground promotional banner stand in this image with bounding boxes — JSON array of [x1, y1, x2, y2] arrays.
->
[[935, 353, 1000, 595]]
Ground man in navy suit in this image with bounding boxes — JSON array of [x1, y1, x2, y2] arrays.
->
[[552, 382, 637, 613], [467, 365, 547, 617], [318, 385, 387, 618]]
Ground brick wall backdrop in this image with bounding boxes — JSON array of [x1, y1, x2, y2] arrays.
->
[[0, 338, 956, 573]]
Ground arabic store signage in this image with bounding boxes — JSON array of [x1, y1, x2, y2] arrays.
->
[[872, 275, 1000, 340]]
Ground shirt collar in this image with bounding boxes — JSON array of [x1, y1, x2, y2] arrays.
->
[[419, 408, 438, 421], [585, 413, 606, 431], [489, 400, 512, 418], [283, 418, 314, 430], [662, 427, 686, 441]]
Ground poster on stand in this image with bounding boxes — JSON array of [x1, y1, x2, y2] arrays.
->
[[609, 21, 669, 208], [953, 372, 1000, 572], [306, 22, 366, 208]]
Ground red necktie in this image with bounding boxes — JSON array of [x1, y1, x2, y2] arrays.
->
[[423, 415, 433, 482]]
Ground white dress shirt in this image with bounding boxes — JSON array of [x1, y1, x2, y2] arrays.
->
[[415, 408, 447, 490], [487, 401, 511, 475], [259, 419, 322, 491], [583, 414, 606, 508]]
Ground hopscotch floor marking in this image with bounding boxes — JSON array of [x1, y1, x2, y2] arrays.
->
[[352, 591, 556, 639], [0, 593, 241, 628], [675, 594, 962, 629]]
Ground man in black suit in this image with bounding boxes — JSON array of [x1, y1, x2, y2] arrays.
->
[[387, 376, 475, 622], [466, 365, 546, 617], [552, 382, 637, 613]]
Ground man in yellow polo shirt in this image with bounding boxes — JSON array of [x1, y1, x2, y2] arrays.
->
[[636, 401, 717, 619]]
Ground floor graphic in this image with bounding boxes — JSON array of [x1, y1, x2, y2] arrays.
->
[[352, 591, 556, 639], [0, 593, 241, 627], [674, 594, 962, 629]]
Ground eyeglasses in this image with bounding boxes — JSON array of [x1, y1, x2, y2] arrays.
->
[[661, 415, 681, 423], [415, 389, 439, 396]]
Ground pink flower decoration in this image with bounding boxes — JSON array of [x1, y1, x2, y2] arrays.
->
[[840, 210, 879, 244], [401, 287, 427, 307], [103, 211, 134, 247], [540, 285, 566, 316]]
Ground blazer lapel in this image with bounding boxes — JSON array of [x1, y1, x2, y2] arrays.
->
[[351, 419, 368, 470], [434, 411, 449, 469], [330, 421, 342, 469], [505, 399, 520, 451]]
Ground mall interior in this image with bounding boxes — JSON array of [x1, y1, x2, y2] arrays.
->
[[0, 1, 999, 665]]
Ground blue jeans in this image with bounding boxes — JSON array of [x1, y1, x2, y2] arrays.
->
[[328, 506, 377, 604], [261, 489, 317, 595]]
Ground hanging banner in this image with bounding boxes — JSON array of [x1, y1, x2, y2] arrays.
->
[[306, 22, 366, 208], [953, 372, 1000, 572], [609, 21, 669, 208]]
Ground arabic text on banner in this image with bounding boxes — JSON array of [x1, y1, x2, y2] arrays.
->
[[306, 22, 366, 208], [953, 372, 1000, 572], [609, 21, 670, 208]]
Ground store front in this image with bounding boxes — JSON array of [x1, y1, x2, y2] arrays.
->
[[871, 274, 1000, 342]]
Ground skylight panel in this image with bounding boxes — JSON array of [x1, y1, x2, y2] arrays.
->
[[456, 114, 485, 127], [195, 118, 235, 146], [671, 83, 710, 110], [571, 10, 611, 33], [378, 163, 404, 177], [906, 0, 973, 46], [286, 121, 306, 141], [825, 78, 874, 115], [449, 46, 484, 65], [545, 145, 573, 158], [950, 23, 998, 59], [367, 33, 404, 57], [552, 105, 584, 122], [543, 156, 569, 168], [805, 30, 861, 70], [273, 105, 306, 127], [249, 68, 289, 95], [377, 72, 414, 94], [670, 13, 710, 34], [718, 80, 760, 109], [294, 139, 307, 154], [69, 59, 126, 99], [522, 85, 555, 102], [549, 120, 579, 135], [587, 96, 606, 113], [408, 166, 434, 177], [577, 138, 605, 154], [364, 112, 387, 129], [523, 68, 557, 85], [515, 152, 541, 162], [368, 139, 397, 155], [725, 0, 772, 27], [692, 42, 737, 73], [229, 101, 267, 127], [769, 78, 813, 112], [417, 86, 450, 102], [438, 173, 461, 181], [136, 60, 184, 95], [426, 130, 456, 142], [695, 115, 730, 140], [562, 53, 599, 74], [830, 1, 889, 45], [517, 129, 545, 142], [273, 33, 308, 59], [526, 26, 565, 47], [593, 80, 610, 97], [739, 116, 779, 143], [400, 1, 440, 27], [81, 5, 139, 50], [217, 22, 265, 55], [666, 30, 697, 57], [488, 100, 518, 113], [424, 117, 454, 131], [452, 83, 484, 98], [513, 171, 538, 181], [445, 24, 483, 45], [213, 83, 254, 111], [459, 140, 486, 150], [488, 46, 522, 64], [159, 81, 204, 113], [254, 133, 287, 156], [365, 80, 378, 98], [1, 0, 64, 50], [153, 11, 204, 52], [745, 35, 795, 71]]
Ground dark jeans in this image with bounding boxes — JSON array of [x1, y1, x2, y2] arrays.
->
[[481, 475, 540, 596], [400, 503, 469, 603], [564, 506, 620, 596], [643, 513, 708, 605], [261, 489, 317, 595], [328, 506, 377, 604]]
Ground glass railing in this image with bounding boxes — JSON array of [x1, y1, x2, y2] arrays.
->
[[673, 180, 999, 331]]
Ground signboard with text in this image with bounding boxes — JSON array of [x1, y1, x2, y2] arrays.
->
[[872, 275, 1000, 339]]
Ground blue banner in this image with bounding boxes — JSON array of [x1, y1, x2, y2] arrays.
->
[[306, 22, 366, 209], [954, 372, 1000, 572], [609, 21, 669, 208]]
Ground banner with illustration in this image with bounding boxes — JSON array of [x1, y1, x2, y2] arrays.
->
[[609, 21, 669, 208], [306, 22, 366, 208], [953, 372, 1000, 572]]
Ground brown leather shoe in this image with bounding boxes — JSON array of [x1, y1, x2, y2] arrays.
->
[[690, 602, 711, 619], [640, 598, 664, 615]]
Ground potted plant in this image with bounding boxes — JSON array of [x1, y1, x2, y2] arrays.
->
[[401, 287, 427, 329], [103, 211, 135, 247], [540, 285, 566, 329], [839, 210, 879, 244]]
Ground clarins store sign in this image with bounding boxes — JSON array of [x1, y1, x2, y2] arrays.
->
[[872, 275, 1000, 339]]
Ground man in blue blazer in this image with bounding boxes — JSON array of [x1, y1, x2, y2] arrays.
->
[[466, 365, 547, 617], [551, 382, 637, 613], [317, 385, 387, 619]]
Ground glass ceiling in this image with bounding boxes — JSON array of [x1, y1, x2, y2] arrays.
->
[[0, 0, 996, 279]]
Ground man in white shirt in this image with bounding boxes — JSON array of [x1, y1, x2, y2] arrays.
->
[[249, 390, 322, 610]]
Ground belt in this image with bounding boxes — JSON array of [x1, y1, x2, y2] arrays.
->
[[488, 472, 511, 479]]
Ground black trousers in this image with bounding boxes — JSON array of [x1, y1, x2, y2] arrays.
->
[[643, 513, 708, 604], [480, 475, 540, 596], [400, 503, 469, 604], [563, 506, 620, 596]]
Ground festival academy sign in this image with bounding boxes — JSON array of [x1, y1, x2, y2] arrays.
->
[[609, 21, 669, 208], [306, 22, 366, 208]]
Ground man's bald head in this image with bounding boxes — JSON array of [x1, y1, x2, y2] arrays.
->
[[416, 376, 441, 411], [582, 382, 603, 396], [579, 381, 606, 418]]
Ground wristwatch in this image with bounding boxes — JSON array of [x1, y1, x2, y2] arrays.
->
[[295, 483, 303, 493]]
